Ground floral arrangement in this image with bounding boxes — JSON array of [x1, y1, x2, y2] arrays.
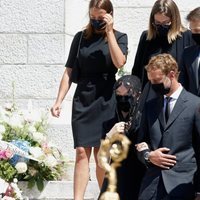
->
[[0, 100, 67, 199]]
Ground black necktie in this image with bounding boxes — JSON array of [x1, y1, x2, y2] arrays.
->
[[165, 97, 172, 123]]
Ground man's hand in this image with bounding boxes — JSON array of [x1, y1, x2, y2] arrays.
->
[[148, 148, 176, 169]]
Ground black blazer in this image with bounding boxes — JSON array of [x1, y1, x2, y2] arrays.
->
[[180, 45, 200, 96], [137, 89, 200, 199], [132, 30, 194, 88]]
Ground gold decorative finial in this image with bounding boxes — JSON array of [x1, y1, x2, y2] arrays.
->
[[98, 133, 131, 200]]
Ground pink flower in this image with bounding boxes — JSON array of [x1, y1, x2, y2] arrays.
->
[[0, 149, 13, 160], [0, 150, 7, 159], [5, 149, 13, 159]]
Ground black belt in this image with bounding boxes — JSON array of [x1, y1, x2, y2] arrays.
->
[[79, 73, 115, 80]]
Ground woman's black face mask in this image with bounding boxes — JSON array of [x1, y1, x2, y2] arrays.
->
[[116, 95, 136, 112], [90, 19, 106, 30], [155, 24, 170, 37]]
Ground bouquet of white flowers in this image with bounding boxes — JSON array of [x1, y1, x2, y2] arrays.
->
[[0, 101, 67, 199]]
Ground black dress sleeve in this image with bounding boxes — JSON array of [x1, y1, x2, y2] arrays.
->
[[65, 31, 82, 69], [131, 31, 148, 79], [115, 31, 128, 56]]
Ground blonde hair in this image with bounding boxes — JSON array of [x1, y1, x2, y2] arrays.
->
[[147, 0, 186, 43], [145, 53, 179, 78]]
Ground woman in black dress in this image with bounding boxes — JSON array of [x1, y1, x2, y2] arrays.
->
[[99, 75, 146, 200], [51, 0, 128, 199], [131, 0, 194, 89]]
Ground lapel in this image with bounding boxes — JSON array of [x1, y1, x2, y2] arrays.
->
[[190, 46, 200, 90], [148, 96, 164, 146], [158, 96, 165, 128], [164, 89, 188, 130]]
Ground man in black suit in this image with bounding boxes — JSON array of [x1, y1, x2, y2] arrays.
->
[[136, 54, 200, 200], [180, 7, 200, 96]]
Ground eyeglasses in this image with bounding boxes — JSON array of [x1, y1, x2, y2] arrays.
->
[[152, 21, 171, 28]]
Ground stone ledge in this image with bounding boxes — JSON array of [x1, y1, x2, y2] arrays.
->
[[18, 180, 99, 200]]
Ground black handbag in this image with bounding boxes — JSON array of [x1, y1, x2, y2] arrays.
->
[[70, 31, 83, 83]]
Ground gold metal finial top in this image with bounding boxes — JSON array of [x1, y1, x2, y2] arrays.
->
[[98, 133, 131, 200]]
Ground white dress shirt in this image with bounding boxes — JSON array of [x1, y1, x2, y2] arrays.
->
[[164, 84, 183, 115]]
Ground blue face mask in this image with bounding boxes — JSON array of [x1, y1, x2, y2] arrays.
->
[[90, 19, 106, 30]]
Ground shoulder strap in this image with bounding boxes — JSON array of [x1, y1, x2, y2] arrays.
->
[[76, 31, 84, 58]]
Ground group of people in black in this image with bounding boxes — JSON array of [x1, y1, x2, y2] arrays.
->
[[51, 0, 200, 199]]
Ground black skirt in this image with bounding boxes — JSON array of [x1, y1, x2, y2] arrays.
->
[[72, 75, 116, 148]]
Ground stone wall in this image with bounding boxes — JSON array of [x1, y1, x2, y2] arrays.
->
[[0, 0, 199, 185]]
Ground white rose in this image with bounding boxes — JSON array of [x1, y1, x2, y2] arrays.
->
[[8, 113, 23, 128], [0, 124, 5, 134], [15, 162, 28, 174], [0, 124, 5, 140], [23, 111, 34, 123], [29, 147, 45, 159], [28, 125, 36, 134], [44, 155, 58, 168], [32, 131, 46, 143], [0, 178, 9, 193]]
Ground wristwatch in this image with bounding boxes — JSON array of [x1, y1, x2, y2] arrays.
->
[[144, 151, 151, 163]]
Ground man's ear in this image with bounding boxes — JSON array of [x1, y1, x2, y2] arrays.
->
[[169, 70, 175, 78]]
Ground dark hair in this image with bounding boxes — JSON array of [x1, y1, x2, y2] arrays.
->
[[85, 0, 113, 39], [187, 7, 200, 21], [114, 75, 142, 95]]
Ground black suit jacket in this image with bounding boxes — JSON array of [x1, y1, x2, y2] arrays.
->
[[137, 89, 200, 199], [132, 30, 193, 88], [180, 45, 200, 96]]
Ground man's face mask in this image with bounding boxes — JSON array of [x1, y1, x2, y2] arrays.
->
[[116, 95, 136, 112], [192, 33, 200, 45], [90, 19, 106, 30], [151, 76, 171, 95]]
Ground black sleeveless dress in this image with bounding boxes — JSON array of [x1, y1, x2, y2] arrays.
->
[[65, 30, 128, 148]]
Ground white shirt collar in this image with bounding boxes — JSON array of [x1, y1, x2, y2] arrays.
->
[[164, 84, 183, 100]]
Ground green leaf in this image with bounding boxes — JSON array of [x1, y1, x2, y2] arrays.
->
[[36, 178, 44, 191], [28, 178, 36, 189]]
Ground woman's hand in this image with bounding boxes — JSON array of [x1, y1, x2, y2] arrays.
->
[[51, 103, 61, 118], [103, 13, 114, 33], [106, 122, 125, 138]]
